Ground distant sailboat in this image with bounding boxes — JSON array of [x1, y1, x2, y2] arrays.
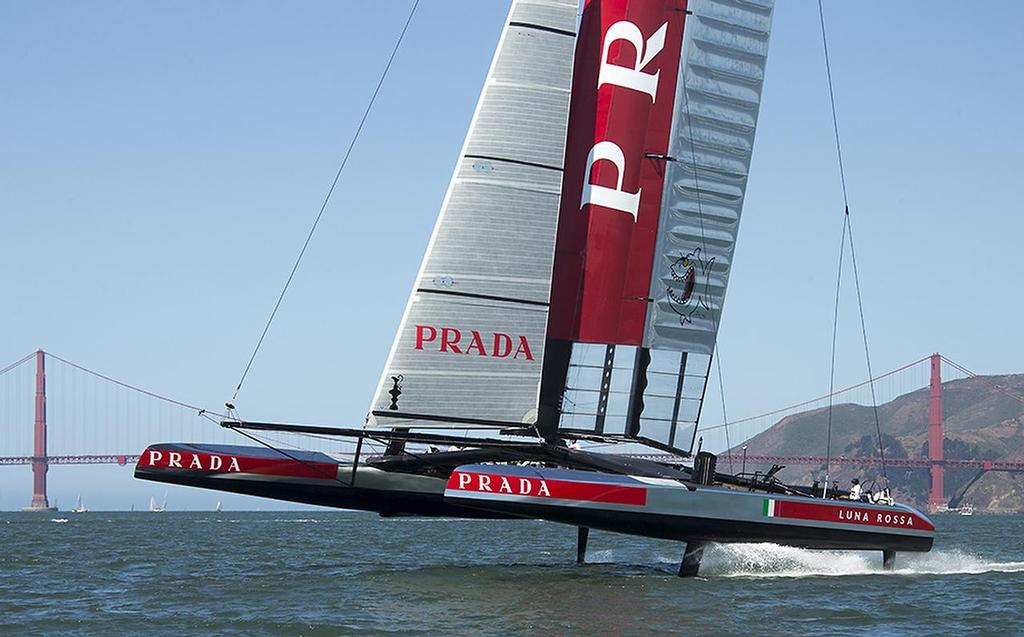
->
[[960, 505, 974, 516], [149, 491, 167, 512], [215, 500, 222, 513], [71, 495, 88, 514]]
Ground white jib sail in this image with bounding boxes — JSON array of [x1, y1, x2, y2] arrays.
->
[[367, 0, 578, 430]]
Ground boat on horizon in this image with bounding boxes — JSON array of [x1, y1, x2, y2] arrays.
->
[[71, 495, 88, 514], [136, 0, 933, 576], [149, 492, 167, 513]]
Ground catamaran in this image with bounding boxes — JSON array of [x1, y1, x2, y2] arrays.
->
[[136, 0, 934, 576], [72, 494, 88, 514]]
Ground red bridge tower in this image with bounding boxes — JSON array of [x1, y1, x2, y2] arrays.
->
[[23, 350, 55, 512], [927, 353, 944, 511]]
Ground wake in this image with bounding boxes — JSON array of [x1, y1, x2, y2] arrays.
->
[[695, 543, 1024, 578]]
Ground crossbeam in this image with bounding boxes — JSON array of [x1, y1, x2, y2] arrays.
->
[[627, 453, 1024, 472], [2, 452, 1021, 472]]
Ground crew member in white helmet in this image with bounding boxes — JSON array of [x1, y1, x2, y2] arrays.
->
[[848, 478, 863, 501], [872, 487, 894, 506]]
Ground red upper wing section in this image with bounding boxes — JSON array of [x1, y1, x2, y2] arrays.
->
[[547, 0, 688, 345]]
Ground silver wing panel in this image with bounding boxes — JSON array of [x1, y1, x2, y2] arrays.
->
[[368, 0, 577, 430], [643, 0, 774, 355]]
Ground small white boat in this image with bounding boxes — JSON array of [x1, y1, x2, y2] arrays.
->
[[149, 492, 167, 512], [215, 500, 222, 513], [71, 495, 88, 514], [960, 505, 974, 516]]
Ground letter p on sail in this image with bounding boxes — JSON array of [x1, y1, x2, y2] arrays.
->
[[415, 325, 437, 350], [598, 20, 668, 101], [581, 140, 640, 220]]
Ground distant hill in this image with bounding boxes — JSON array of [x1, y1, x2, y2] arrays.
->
[[734, 374, 1024, 512]]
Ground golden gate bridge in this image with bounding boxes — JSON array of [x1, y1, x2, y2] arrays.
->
[[2, 349, 1023, 512]]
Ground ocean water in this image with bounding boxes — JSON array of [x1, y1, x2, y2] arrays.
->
[[1, 511, 1021, 636]]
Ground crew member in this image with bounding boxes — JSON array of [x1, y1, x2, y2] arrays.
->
[[848, 478, 862, 501], [872, 487, 894, 506]]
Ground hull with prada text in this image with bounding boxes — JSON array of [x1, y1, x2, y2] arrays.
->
[[134, 443, 507, 518], [444, 465, 935, 552]]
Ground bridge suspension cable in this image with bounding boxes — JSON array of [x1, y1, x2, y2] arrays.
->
[[0, 352, 35, 377], [700, 355, 931, 434], [941, 356, 1024, 408], [44, 351, 223, 418]]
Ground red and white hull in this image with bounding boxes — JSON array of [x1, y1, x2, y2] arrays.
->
[[135, 443, 933, 554], [134, 443, 504, 518], [444, 464, 935, 552]]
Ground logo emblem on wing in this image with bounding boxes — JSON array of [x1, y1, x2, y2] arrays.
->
[[667, 247, 714, 325]]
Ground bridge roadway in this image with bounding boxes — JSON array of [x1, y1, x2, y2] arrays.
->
[[2, 453, 1024, 472]]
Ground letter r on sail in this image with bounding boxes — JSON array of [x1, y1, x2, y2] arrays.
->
[[580, 141, 640, 220], [598, 20, 668, 101]]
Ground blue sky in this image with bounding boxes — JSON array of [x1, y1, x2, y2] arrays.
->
[[2, 1, 1022, 509]]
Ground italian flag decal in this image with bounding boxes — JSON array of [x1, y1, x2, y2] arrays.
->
[[763, 498, 777, 517]]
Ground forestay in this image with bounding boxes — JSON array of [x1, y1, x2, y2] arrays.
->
[[367, 0, 578, 430]]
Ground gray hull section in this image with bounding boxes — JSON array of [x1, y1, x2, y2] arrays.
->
[[444, 465, 935, 552], [133, 443, 504, 518], [134, 444, 934, 552]]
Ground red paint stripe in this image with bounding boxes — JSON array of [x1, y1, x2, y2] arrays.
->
[[775, 500, 935, 532], [137, 448, 337, 481], [547, 0, 688, 345], [447, 470, 646, 506]]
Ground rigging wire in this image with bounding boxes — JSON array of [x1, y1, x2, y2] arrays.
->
[[847, 217, 887, 480], [824, 215, 847, 495], [229, 425, 361, 487], [678, 53, 734, 460], [818, 0, 849, 207], [818, 0, 888, 491], [714, 344, 733, 473], [229, 0, 421, 403]]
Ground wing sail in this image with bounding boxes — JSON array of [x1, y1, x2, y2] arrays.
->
[[367, 0, 578, 431], [543, 0, 774, 454]]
